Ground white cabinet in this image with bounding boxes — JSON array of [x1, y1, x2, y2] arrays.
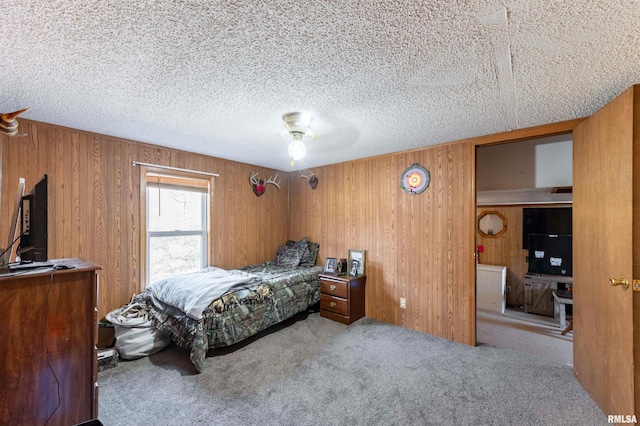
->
[[477, 264, 507, 313]]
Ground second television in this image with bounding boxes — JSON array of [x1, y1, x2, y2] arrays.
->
[[17, 174, 48, 262], [528, 233, 572, 276]]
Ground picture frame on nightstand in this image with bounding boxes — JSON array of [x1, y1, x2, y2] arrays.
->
[[349, 260, 359, 276], [323, 257, 337, 274], [348, 249, 365, 275]]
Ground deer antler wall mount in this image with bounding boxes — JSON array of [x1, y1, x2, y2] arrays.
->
[[0, 108, 29, 137], [299, 170, 318, 190], [250, 172, 281, 197]]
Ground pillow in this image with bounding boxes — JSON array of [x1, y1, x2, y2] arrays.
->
[[281, 238, 320, 267], [293, 238, 310, 265], [301, 241, 320, 267], [275, 245, 303, 268]]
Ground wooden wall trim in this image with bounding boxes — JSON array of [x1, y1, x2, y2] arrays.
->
[[466, 140, 477, 344], [470, 118, 584, 147], [292, 118, 584, 173], [632, 84, 640, 415]]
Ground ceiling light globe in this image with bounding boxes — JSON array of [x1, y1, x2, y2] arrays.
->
[[288, 139, 307, 161]]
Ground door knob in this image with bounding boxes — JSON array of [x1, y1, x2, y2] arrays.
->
[[609, 277, 629, 290]]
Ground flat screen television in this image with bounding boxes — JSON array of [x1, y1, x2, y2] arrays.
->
[[0, 178, 25, 265], [18, 174, 48, 262], [527, 233, 572, 276], [522, 207, 572, 249]]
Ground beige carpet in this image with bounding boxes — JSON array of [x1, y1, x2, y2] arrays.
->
[[477, 308, 573, 365]]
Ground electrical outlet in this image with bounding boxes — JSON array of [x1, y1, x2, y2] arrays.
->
[[400, 297, 407, 309], [507, 286, 511, 293]]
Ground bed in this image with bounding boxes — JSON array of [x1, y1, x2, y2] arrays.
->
[[134, 238, 322, 372]]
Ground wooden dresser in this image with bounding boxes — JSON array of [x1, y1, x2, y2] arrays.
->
[[319, 273, 366, 324], [0, 258, 100, 426]]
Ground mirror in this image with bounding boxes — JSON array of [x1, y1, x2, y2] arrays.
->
[[477, 210, 507, 238]]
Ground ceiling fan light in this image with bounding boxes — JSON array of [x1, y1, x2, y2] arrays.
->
[[282, 112, 313, 166], [282, 112, 312, 133], [288, 136, 307, 161]]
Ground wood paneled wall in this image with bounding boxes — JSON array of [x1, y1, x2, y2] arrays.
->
[[288, 142, 476, 345], [0, 119, 289, 319], [0, 116, 585, 348]]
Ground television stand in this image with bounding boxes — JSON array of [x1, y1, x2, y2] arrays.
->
[[524, 273, 573, 317]]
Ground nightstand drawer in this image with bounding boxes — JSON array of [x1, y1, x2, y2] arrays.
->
[[320, 294, 348, 316], [320, 278, 348, 298]]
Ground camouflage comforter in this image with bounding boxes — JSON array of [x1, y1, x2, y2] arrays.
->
[[135, 262, 323, 372]]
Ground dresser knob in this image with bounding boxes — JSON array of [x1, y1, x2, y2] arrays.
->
[[330, 285, 336, 291], [330, 302, 336, 308]]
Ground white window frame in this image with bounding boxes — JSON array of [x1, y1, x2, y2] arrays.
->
[[140, 167, 213, 288]]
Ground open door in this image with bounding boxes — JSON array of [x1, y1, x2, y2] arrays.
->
[[573, 85, 639, 416]]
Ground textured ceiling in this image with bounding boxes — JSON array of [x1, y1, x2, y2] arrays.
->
[[1, 1, 639, 171]]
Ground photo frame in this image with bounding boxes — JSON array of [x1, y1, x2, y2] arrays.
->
[[323, 257, 337, 274], [348, 249, 365, 275], [349, 260, 359, 276]]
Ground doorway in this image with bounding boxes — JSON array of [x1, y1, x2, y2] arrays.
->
[[474, 134, 574, 365]]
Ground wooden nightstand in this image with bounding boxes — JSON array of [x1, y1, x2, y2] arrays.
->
[[319, 273, 366, 324]]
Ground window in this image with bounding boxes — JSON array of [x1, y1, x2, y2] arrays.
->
[[142, 170, 211, 287]]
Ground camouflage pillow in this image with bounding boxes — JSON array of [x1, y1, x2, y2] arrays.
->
[[293, 238, 310, 265], [286, 238, 319, 267], [275, 244, 303, 268], [301, 241, 320, 267]]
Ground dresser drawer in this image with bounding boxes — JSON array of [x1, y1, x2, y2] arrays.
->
[[320, 278, 348, 299], [320, 294, 348, 316]]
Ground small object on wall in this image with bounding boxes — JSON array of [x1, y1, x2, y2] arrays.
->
[[0, 108, 29, 137], [299, 170, 319, 189], [249, 172, 281, 197], [250, 172, 265, 196], [477, 210, 507, 238], [400, 163, 430, 194]]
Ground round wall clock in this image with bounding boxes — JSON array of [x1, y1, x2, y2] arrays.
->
[[400, 163, 430, 194]]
